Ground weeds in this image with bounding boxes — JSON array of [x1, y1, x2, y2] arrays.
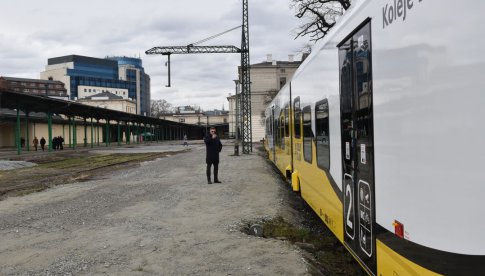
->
[[245, 216, 365, 276]]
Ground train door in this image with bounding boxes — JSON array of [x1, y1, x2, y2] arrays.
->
[[338, 20, 376, 274], [271, 106, 276, 161]]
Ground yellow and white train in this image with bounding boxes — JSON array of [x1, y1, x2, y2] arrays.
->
[[264, 0, 485, 275]]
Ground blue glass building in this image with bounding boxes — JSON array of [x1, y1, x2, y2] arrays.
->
[[41, 55, 150, 116], [107, 56, 151, 116]]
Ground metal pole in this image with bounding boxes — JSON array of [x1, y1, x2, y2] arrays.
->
[[16, 108, 21, 155], [47, 112, 53, 152], [241, 0, 252, 153], [127, 123, 131, 144], [72, 117, 77, 149], [144, 124, 147, 143], [233, 80, 240, 155], [68, 117, 72, 148], [91, 117, 94, 148], [137, 123, 140, 144], [105, 120, 109, 147], [84, 117, 87, 147], [117, 121, 121, 146], [97, 119, 100, 146], [25, 111, 30, 152], [166, 54, 171, 87]]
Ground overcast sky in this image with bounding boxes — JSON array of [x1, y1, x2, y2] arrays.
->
[[0, 0, 308, 111]]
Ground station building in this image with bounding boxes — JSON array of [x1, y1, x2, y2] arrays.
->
[[77, 91, 137, 114], [231, 54, 304, 141], [158, 107, 229, 137], [40, 55, 150, 116]]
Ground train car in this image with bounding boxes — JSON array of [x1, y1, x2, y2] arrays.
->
[[264, 0, 485, 275]]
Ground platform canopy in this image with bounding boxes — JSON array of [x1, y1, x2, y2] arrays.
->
[[0, 88, 190, 127]]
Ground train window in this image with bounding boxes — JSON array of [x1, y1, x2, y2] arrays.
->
[[316, 99, 330, 170], [265, 118, 269, 136], [280, 113, 285, 149], [284, 105, 290, 137], [267, 117, 271, 140], [303, 105, 313, 163], [274, 115, 280, 147], [294, 97, 301, 138]]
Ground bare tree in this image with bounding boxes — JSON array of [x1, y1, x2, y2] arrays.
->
[[291, 0, 351, 42], [150, 99, 173, 118], [175, 105, 203, 113]]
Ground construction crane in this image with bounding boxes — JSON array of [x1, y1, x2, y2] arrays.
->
[[145, 0, 252, 154]]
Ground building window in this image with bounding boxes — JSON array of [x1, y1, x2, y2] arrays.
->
[[280, 69, 286, 73], [279, 77, 286, 88], [179, 118, 185, 123]]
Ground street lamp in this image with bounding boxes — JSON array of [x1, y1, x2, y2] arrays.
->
[[233, 79, 240, 156]]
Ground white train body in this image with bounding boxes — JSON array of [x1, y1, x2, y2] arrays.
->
[[265, 0, 485, 274]]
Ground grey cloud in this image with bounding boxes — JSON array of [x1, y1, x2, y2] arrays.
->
[[1, 0, 308, 111]]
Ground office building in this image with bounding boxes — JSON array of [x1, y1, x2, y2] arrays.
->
[[0, 76, 67, 100], [40, 55, 150, 115]]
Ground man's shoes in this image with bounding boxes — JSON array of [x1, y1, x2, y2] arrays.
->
[[214, 180, 221, 183], [208, 181, 212, 184]]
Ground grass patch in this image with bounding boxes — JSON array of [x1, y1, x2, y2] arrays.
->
[[259, 216, 365, 276], [0, 152, 168, 199], [37, 153, 158, 170]]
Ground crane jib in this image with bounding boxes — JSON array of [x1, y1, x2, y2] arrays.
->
[[145, 46, 242, 55]]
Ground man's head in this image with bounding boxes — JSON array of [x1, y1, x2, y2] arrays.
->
[[210, 127, 216, 134]]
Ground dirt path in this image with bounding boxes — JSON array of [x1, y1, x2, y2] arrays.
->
[[0, 143, 310, 275]]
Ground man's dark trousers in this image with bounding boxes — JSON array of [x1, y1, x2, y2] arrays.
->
[[207, 162, 219, 182]]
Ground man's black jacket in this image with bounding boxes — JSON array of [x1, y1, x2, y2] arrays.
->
[[204, 135, 222, 163]]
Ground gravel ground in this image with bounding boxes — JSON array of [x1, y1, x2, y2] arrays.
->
[[0, 161, 37, 171], [0, 142, 309, 275]]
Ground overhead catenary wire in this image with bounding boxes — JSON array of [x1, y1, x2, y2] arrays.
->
[[188, 25, 242, 46]]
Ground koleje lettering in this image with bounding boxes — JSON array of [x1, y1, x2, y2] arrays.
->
[[383, 0, 422, 29]]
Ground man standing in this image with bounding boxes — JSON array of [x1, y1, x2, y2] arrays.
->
[[33, 136, 39, 151], [183, 134, 188, 147], [204, 127, 222, 184], [40, 137, 46, 151]]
